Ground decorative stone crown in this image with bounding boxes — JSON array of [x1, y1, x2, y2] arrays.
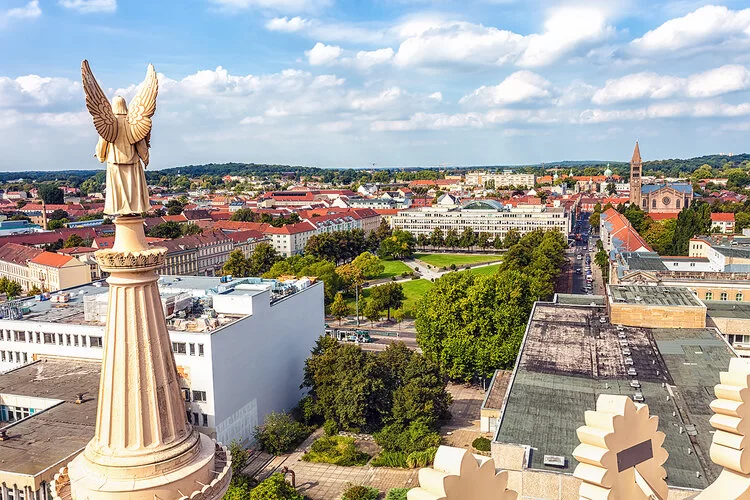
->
[[95, 247, 167, 272]]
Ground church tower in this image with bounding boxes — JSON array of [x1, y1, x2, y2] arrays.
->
[[629, 141, 642, 208]]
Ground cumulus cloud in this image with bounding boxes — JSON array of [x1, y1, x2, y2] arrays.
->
[[306, 42, 343, 66], [265, 15, 312, 32], [460, 71, 553, 107], [59, 0, 116, 13], [428, 92, 442, 102], [630, 5, 750, 54], [577, 100, 750, 123], [592, 65, 750, 104], [209, 0, 331, 13], [0, 75, 80, 108], [265, 16, 385, 43], [354, 48, 394, 69], [1, 0, 41, 25]]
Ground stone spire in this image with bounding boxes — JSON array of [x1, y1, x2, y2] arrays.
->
[[51, 60, 231, 500], [629, 141, 643, 209]]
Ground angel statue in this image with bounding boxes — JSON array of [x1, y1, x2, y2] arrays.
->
[[81, 60, 158, 216]]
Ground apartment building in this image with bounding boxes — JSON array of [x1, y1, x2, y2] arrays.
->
[[465, 171, 536, 189], [0, 243, 91, 292], [264, 221, 317, 257], [711, 213, 735, 234], [0, 275, 325, 447], [391, 200, 570, 240]]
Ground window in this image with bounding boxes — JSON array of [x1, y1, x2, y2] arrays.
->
[[65, 334, 71, 346], [172, 342, 186, 354], [189, 343, 195, 356], [676, 199, 681, 209], [90, 336, 103, 348], [652, 199, 657, 209], [182, 388, 191, 402], [705, 291, 713, 300], [44, 332, 54, 344], [721, 292, 728, 301], [186, 411, 192, 424], [198, 344, 204, 356], [202, 414, 208, 427], [15, 331, 25, 342], [737, 293, 744, 301], [192, 390, 207, 402], [73, 335, 79, 347], [193, 412, 199, 424], [642, 200, 647, 208]]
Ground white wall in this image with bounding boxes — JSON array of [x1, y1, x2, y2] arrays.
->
[[211, 282, 325, 445]]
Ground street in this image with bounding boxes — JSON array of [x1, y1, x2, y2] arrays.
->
[[566, 212, 605, 296]]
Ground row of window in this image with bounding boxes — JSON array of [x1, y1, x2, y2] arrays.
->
[[182, 388, 207, 402], [0, 330, 102, 348], [172, 341, 205, 356], [0, 404, 34, 422], [186, 410, 209, 427], [704, 291, 743, 301], [1, 351, 28, 363]]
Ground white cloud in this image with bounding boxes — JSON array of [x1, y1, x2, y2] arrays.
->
[[354, 48, 394, 69], [0, 75, 79, 108], [240, 115, 265, 124], [372, 112, 484, 132], [592, 65, 750, 104], [517, 5, 615, 67], [686, 64, 750, 98], [592, 72, 683, 104], [631, 5, 750, 54], [306, 42, 342, 66], [265, 16, 312, 32], [350, 87, 402, 111], [428, 92, 442, 102], [460, 71, 553, 107], [59, 0, 116, 13], [577, 100, 750, 123], [1, 0, 41, 25], [210, 0, 331, 13]]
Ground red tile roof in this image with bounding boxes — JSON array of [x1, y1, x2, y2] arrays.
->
[[264, 221, 316, 235], [0, 243, 43, 265], [29, 252, 76, 268], [214, 220, 270, 232], [711, 212, 735, 222]]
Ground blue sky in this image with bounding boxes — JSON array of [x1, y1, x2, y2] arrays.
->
[[2, 0, 750, 171]]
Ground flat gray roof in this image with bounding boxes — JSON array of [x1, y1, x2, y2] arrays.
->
[[608, 284, 704, 307], [706, 301, 750, 320], [554, 293, 606, 307], [495, 302, 733, 490], [0, 358, 100, 477]]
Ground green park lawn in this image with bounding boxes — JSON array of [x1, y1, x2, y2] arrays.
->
[[413, 253, 501, 268], [342, 278, 434, 318], [377, 259, 413, 279], [459, 263, 501, 276]]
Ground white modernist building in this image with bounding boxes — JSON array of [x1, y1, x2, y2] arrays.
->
[[0, 275, 324, 446], [465, 171, 536, 189], [391, 200, 571, 240]]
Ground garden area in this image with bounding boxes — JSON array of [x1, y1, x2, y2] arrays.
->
[[376, 259, 413, 280], [413, 253, 502, 268]]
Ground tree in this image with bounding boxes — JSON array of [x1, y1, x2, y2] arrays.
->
[[249, 473, 303, 500], [181, 223, 203, 236], [350, 251, 384, 279], [369, 282, 405, 320], [63, 234, 85, 248], [429, 228, 444, 248], [502, 229, 520, 248], [231, 208, 259, 222], [223, 249, 250, 277], [248, 243, 282, 276], [5, 281, 22, 299], [147, 221, 183, 239], [28, 285, 42, 296], [378, 230, 415, 260], [392, 308, 405, 330], [444, 228, 459, 249], [49, 209, 69, 221], [669, 202, 712, 255], [38, 184, 64, 204], [363, 299, 381, 326], [623, 204, 647, 233], [47, 219, 66, 230], [459, 228, 476, 250], [606, 182, 617, 195], [476, 232, 491, 250], [166, 198, 185, 215], [595, 249, 609, 281], [642, 219, 677, 254], [330, 292, 351, 325], [253, 412, 310, 455]]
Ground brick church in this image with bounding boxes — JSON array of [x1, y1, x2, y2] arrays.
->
[[629, 142, 694, 214]]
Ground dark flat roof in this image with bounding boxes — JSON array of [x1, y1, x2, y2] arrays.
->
[[494, 302, 732, 490], [608, 284, 704, 307], [706, 301, 750, 320], [0, 358, 99, 477]]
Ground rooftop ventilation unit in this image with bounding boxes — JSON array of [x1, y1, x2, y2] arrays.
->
[[622, 348, 631, 356], [634, 296, 642, 302], [624, 357, 634, 365], [543, 455, 566, 467]]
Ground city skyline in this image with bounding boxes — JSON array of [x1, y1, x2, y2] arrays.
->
[[2, 0, 750, 171]]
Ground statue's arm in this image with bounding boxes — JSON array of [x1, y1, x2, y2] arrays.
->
[[95, 137, 108, 163], [135, 139, 149, 168]]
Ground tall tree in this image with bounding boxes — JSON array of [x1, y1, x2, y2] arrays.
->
[[248, 243, 282, 276], [38, 184, 64, 204], [444, 228, 459, 249], [429, 228, 444, 248], [378, 229, 415, 260], [223, 249, 250, 277], [369, 282, 405, 320], [330, 292, 350, 325]]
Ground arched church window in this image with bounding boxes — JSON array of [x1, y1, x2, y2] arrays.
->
[[652, 199, 657, 209], [676, 199, 681, 209]]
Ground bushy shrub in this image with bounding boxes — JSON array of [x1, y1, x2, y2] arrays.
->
[[301, 436, 370, 466], [324, 419, 339, 436], [450, 263, 457, 270], [401, 271, 409, 278], [253, 412, 311, 455], [385, 488, 409, 500], [248, 473, 302, 500], [374, 419, 441, 455], [472, 436, 491, 452], [341, 484, 380, 500], [406, 447, 437, 468], [293, 395, 320, 426], [370, 451, 408, 468]]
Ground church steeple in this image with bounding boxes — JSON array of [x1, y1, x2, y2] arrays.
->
[[629, 141, 642, 208]]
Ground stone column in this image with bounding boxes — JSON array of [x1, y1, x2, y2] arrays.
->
[[51, 217, 231, 500], [1, 483, 7, 500]]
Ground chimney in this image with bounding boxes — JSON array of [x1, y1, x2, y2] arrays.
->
[[41, 200, 48, 230]]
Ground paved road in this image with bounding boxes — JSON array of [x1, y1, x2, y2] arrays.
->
[[568, 213, 605, 296]]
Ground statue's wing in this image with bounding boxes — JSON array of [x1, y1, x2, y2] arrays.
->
[[81, 60, 117, 143], [126, 64, 158, 145]]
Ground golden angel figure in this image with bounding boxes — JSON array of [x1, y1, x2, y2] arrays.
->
[[81, 60, 158, 216]]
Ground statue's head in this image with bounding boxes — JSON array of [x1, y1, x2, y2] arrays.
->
[[112, 96, 128, 115]]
